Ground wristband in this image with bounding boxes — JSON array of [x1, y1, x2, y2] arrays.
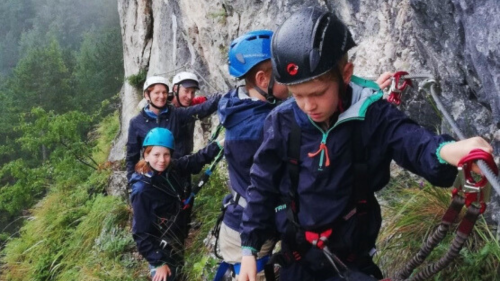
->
[[436, 140, 456, 164], [242, 246, 258, 257]]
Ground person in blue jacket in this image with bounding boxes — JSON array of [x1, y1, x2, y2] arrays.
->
[[126, 76, 221, 181], [216, 30, 289, 280], [238, 7, 493, 281], [130, 127, 223, 281]]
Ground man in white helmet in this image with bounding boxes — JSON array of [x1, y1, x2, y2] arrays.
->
[[171, 71, 208, 107]]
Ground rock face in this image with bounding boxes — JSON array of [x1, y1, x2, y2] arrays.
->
[[112, 0, 500, 226]]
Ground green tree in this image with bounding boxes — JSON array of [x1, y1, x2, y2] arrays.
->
[[0, 107, 98, 222], [0, 0, 34, 74], [72, 27, 124, 114], [8, 39, 73, 114]]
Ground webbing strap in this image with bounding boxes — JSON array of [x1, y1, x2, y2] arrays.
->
[[350, 122, 371, 260], [231, 190, 248, 208], [232, 255, 270, 275], [213, 262, 232, 281], [286, 117, 302, 228]]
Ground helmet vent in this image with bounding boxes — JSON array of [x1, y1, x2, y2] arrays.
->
[[310, 15, 330, 72], [247, 35, 257, 41], [313, 14, 330, 57]]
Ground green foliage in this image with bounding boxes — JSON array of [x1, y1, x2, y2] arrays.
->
[[0, 0, 35, 75], [183, 168, 229, 280], [0, 107, 108, 224], [1, 112, 146, 281], [377, 185, 500, 281], [18, 0, 120, 58], [8, 39, 73, 113], [93, 110, 121, 165], [126, 69, 148, 90], [72, 28, 124, 114]]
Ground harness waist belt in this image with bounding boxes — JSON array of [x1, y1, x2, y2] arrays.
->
[[231, 190, 247, 208]]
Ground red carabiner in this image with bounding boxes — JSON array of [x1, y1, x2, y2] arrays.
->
[[387, 71, 413, 105], [456, 149, 498, 213]]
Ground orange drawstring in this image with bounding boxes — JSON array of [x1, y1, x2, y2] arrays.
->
[[308, 143, 330, 167]]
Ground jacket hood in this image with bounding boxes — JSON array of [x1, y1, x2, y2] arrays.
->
[[218, 87, 274, 129]]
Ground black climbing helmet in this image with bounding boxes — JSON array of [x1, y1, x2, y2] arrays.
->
[[271, 7, 356, 85]]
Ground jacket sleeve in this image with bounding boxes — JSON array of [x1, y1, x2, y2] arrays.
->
[[366, 100, 457, 186], [240, 112, 285, 251], [131, 185, 172, 267], [191, 96, 208, 105], [176, 93, 221, 123], [126, 119, 141, 181], [173, 141, 222, 174]]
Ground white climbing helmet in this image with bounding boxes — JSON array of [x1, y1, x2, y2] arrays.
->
[[172, 71, 200, 89], [143, 76, 170, 91]]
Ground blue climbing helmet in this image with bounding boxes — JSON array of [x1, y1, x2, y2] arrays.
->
[[228, 30, 273, 78], [142, 128, 175, 150]]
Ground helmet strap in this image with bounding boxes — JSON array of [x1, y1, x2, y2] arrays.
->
[[173, 83, 187, 107], [252, 74, 277, 104], [253, 85, 276, 104]]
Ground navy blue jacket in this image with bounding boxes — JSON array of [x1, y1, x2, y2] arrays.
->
[[240, 76, 458, 254], [218, 87, 277, 231], [130, 142, 221, 267], [126, 94, 220, 180]]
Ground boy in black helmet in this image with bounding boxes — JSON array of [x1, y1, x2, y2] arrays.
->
[[238, 7, 493, 281]]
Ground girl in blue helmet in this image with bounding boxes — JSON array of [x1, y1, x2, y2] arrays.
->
[[129, 127, 223, 281]]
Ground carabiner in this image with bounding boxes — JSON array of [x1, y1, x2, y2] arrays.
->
[[387, 71, 413, 105]]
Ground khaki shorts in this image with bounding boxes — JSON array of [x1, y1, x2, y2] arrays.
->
[[219, 222, 275, 280]]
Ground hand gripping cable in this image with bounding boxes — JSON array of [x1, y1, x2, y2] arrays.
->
[[394, 149, 498, 281]]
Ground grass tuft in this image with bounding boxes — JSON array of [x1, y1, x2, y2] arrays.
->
[[377, 183, 500, 281]]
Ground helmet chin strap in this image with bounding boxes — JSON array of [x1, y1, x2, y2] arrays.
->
[[173, 83, 187, 108], [146, 93, 168, 111], [253, 75, 277, 104]]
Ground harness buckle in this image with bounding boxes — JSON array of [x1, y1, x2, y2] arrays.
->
[[304, 229, 333, 250], [160, 239, 168, 249]]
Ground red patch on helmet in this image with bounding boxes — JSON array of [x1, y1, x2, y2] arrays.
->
[[287, 63, 299, 76]]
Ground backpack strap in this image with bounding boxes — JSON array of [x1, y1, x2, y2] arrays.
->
[[346, 121, 374, 263]]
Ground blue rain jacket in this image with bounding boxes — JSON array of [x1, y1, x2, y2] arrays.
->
[[126, 94, 220, 180], [218, 87, 277, 231], [130, 142, 221, 267], [240, 76, 458, 254]]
